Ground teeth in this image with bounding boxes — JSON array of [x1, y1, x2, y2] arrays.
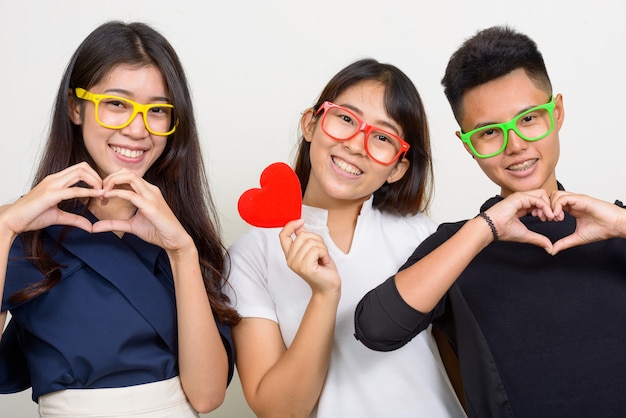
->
[[112, 146, 145, 159], [508, 159, 537, 172], [332, 157, 362, 175]]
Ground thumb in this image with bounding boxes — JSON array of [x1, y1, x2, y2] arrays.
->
[[551, 234, 585, 255], [278, 219, 305, 256], [521, 230, 554, 255]]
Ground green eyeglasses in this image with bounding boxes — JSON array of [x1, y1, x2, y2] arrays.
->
[[460, 97, 556, 158], [74, 87, 177, 136]]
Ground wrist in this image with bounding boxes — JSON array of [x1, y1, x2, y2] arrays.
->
[[476, 211, 499, 242], [0, 207, 19, 245], [166, 238, 199, 263]]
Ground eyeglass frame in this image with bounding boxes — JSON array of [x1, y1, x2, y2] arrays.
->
[[74, 87, 178, 136], [459, 97, 556, 159], [314, 101, 410, 166]]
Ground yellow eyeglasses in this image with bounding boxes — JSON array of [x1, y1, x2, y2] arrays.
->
[[74, 87, 177, 136]]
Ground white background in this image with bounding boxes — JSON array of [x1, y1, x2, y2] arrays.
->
[[1, 1, 624, 416]]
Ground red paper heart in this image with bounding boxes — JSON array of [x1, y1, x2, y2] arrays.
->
[[238, 162, 302, 228]]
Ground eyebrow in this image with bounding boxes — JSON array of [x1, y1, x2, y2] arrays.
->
[[102, 88, 171, 103], [339, 103, 401, 135], [471, 103, 545, 130]]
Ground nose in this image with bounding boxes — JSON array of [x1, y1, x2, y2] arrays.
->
[[121, 112, 149, 138], [503, 129, 527, 154], [343, 126, 368, 156]]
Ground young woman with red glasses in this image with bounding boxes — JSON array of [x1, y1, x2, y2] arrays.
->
[[0, 21, 238, 417], [225, 59, 466, 418]]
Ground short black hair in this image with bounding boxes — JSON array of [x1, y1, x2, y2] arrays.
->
[[442, 25, 552, 123]]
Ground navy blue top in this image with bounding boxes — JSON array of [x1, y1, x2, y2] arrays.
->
[[356, 191, 626, 418], [0, 211, 234, 401]]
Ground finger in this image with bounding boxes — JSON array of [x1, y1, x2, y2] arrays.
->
[[521, 189, 552, 205], [102, 170, 152, 195], [54, 211, 94, 233], [279, 219, 305, 255], [56, 162, 103, 190], [91, 219, 132, 234], [291, 239, 330, 272], [518, 197, 555, 222], [521, 231, 554, 254], [551, 235, 586, 255], [549, 194, 578, 220]]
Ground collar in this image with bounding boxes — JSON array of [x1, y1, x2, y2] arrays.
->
[[302, 196, 374, 228]]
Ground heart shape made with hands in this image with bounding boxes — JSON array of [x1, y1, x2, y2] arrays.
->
[[237, 162, 302, 228]]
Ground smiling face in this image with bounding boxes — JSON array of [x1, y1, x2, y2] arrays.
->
[[458, 68, 564, 197], [69, 64, 170, 180], [301, 80, 409, 209]]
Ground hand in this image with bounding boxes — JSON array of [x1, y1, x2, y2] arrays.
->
[[486, 189, 556, 252], [0, 162, 104, 237], [278, 220, 341, 296], [550, 191, 626, 254], [91, 169, 193, 253]]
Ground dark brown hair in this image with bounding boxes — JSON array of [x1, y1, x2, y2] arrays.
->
[[12, 21, 239, 325], [294, 58, 433, 216]]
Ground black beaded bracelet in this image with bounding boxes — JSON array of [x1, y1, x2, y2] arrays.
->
[[478, 211, 499, 241]]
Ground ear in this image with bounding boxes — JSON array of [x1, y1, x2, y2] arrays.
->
[[386, 157, 410, 184], [456, 130, 475, 158], [300, 109, 316, 143], [553, 93, 565, 131], [68, 89, 82, 125]]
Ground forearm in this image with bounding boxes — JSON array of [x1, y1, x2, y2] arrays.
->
[[0, 208, 19, 335], [247, 292, 339, 418], [168, 245, 228, 414], [396, 216, 493, 313]]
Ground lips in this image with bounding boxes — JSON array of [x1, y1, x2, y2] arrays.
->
[[507, 158, 537, 172], [331, 156, 363, 176], [110, 145, 145, 159]]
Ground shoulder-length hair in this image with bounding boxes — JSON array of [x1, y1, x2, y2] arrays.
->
[[293, 58, 433, 216]]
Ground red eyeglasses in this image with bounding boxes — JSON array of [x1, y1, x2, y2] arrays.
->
[[315, 101, 409, 165]]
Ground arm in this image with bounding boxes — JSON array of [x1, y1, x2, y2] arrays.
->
[[0, 220, 14, 333], [232, 220, 340, 418], [356, 190, 557, 349], [168, 244, 229, 413], [91, 170, 228, 413], [393, 190, 556, 313], [0, 162, 105, 341]]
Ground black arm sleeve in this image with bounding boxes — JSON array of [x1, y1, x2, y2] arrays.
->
[[354, 276, 431, 351]]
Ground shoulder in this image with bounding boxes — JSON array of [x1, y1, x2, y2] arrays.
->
[[4, 231, 84, 310], [225, 227, 281, 294], [228, 227, 280, 259], [372, 210, 438, 237]]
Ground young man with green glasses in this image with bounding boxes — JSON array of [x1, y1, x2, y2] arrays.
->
[[355, 26, 626, 417]]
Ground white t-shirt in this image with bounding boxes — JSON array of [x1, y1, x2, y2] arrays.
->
[[226, 197, 466, 418]]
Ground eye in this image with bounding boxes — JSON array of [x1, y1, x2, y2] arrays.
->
[[479, 128, 498, 138], [373, 133, 391, 143], [338, 113, 355, 125], [104, 99, 127, 108], [101, 98, 132, 112], [149, 106, 168, 115]]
